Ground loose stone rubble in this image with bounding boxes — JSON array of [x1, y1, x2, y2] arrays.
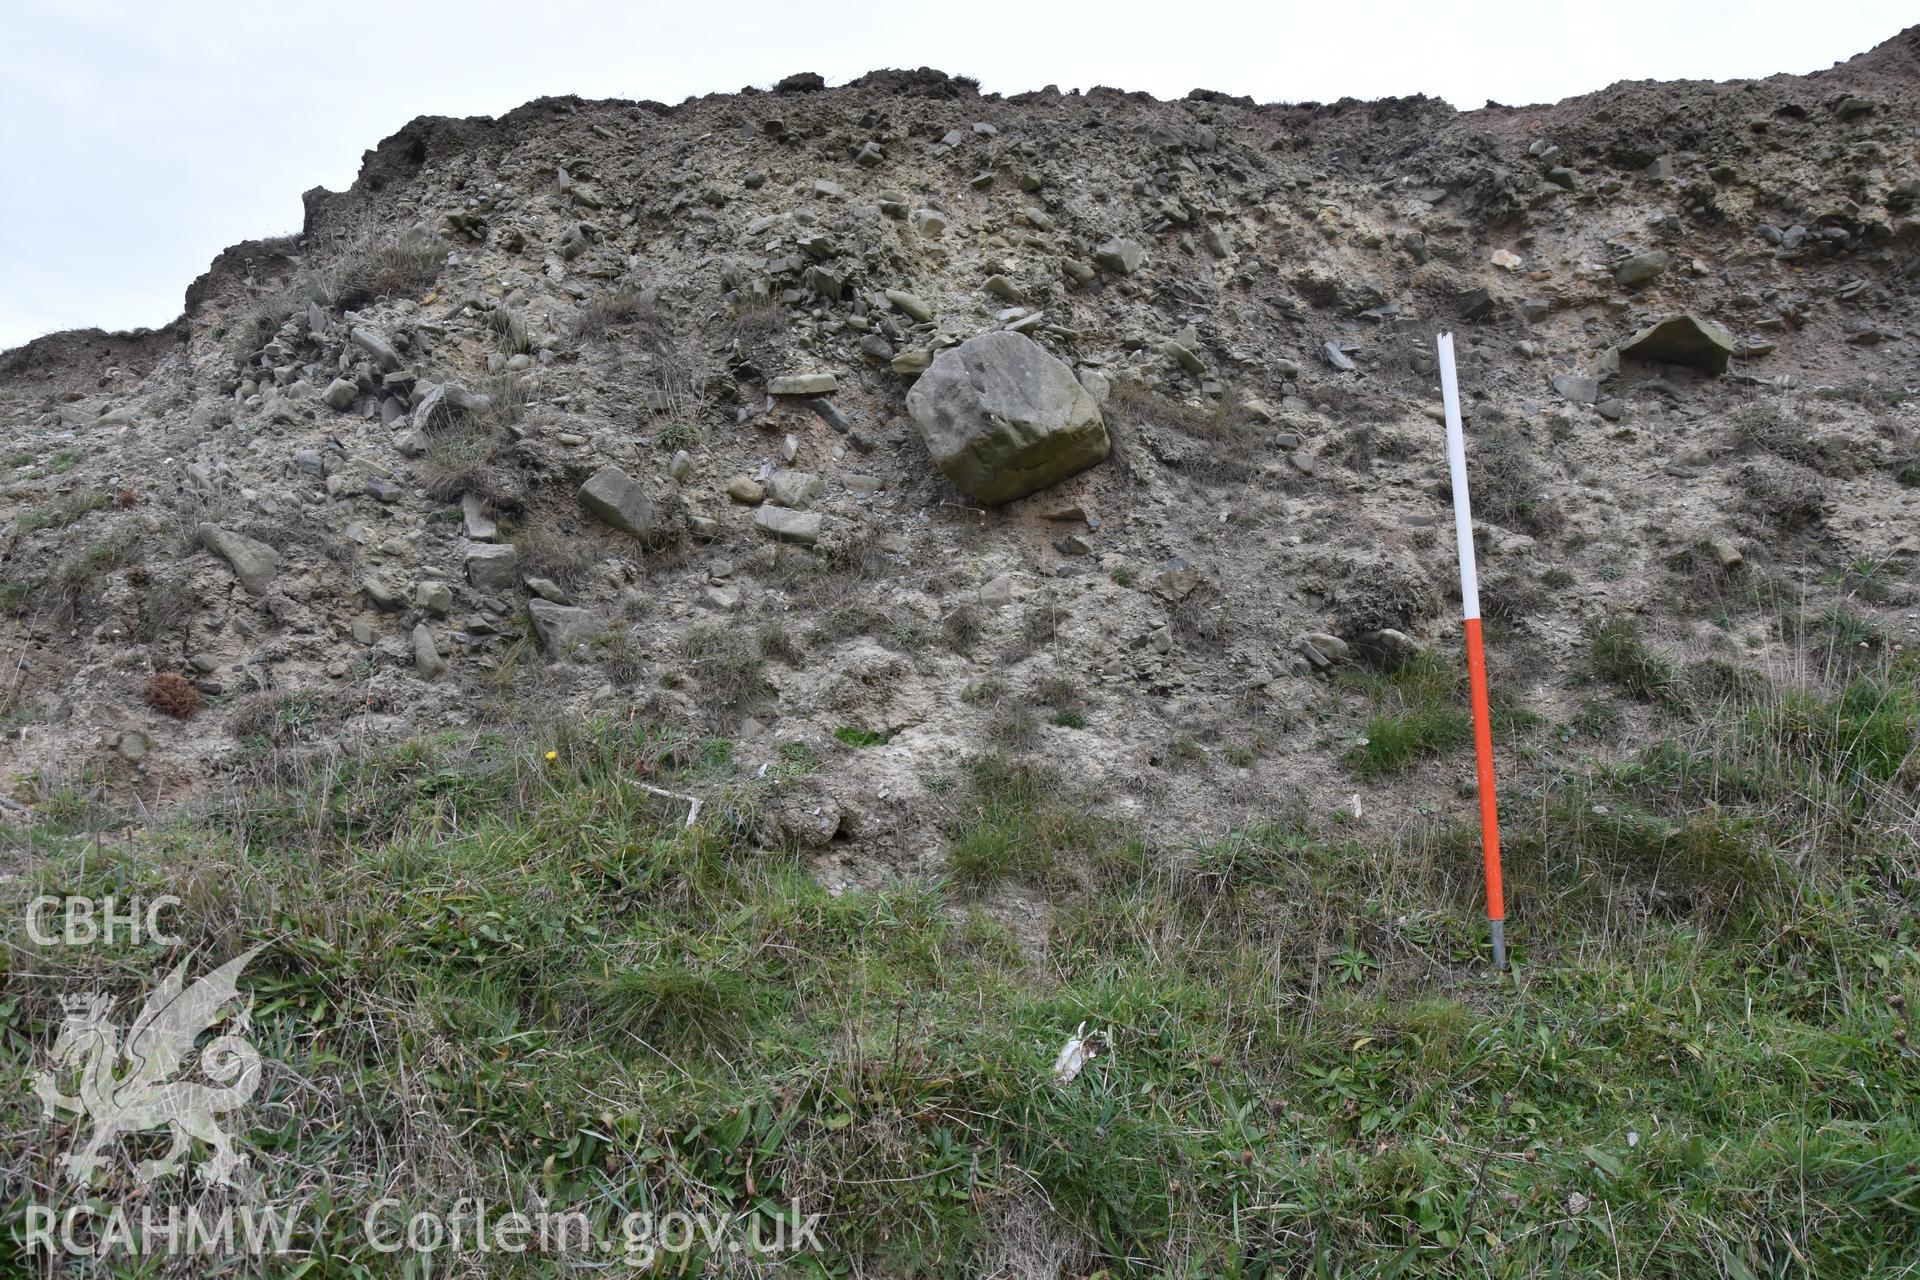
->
[[2, 38, 1918, 882]]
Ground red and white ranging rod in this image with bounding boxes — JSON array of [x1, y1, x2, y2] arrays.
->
[[1436, 333, 1508, 969]]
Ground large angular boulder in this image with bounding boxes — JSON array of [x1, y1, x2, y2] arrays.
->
[[1619, 314, 1736, 375], [579, 465, 654, 538], [906, 332, 1110, 506]]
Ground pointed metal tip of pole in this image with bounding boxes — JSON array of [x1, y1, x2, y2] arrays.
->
[[1490, 919, 1507, 971]]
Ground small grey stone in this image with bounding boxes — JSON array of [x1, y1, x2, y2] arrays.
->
[[1298, 632, 1350, 668], [413, 624, 447, 679], [1163, 340, 1205, 376], [525, 577, 572, 604], [1094, 237, 1144, 274], [984, 274, 1025, 302], [768, 373, 837, 396], [765, 470, 825, 508], [1551, 373, 1600, 405], [808, 398, 849, 431], [461, 494, 497, 541], [464, 543, 520, 592], [1613, 250, 1671, 288], [350, 327, 402, 371], [197, 524, 279, 595], [579, 465, 655, 538], [323, 378, 357, 410], [1618, 314, 1736, 376], [527, 599, 604, 659], [1352, 629, 1424, 671], [754, 506, 822, 544], [363, 577, 404, 611], [884, 290, 933, 323], [415, 581, 453, 616]]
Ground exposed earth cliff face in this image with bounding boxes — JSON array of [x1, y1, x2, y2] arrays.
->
[[3, 34, 1917, 880]]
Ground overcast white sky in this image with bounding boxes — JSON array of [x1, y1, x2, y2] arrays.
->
[[0, 0, 1909, 350]]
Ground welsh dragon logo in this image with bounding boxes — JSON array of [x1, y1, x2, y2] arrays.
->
[[31, 946, 265, 1188]]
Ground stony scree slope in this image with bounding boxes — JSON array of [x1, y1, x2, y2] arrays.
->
[[2, 36, 1918, 884]]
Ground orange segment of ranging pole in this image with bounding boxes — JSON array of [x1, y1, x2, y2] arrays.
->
[[1436, 333, 1507, 969]]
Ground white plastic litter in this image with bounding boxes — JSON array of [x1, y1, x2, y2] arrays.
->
[[635, 782, 703, 829], [1052, 1022, 1103, 1083]]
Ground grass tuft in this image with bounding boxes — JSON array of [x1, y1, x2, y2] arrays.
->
[[1590, 613, 1679, 704], [1345, 654, 1474, 775]]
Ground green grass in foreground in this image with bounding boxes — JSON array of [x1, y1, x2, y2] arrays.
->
[[1, 662, 1917, 1276]]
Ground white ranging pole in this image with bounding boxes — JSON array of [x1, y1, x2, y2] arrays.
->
[[1437, 333, 1508, 969]]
